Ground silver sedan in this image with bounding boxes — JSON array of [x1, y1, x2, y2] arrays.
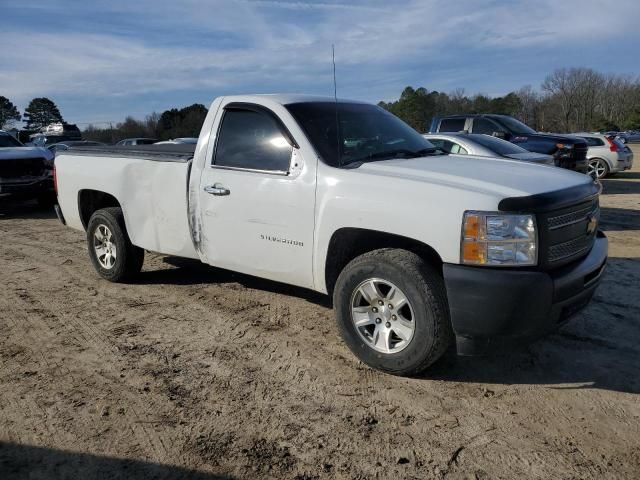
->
[[423, 133, 554, 165], [573, 133, 634, 179]]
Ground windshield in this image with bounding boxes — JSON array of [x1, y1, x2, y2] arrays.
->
[[285, 102, 439, 167], [0, 134, 23, 147], [493, 117, 536, 135], [467, 134, 528, 155]]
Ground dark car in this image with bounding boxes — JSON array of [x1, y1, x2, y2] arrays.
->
[[0, 130, 56, 206], [429, 114, 588, 173]]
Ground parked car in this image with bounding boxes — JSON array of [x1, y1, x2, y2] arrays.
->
[[429, 114, 589, 173], [623, 130, 640, 143], [27, 123, 82, 147], [154, 137, 199, 145], [572, 133, 634, 179], [423, 133, 554, 165], [115, 138, 157, 146], [47, 140, 105, 155], [0, 130, 56, 205], [54, 94, 607, 375]]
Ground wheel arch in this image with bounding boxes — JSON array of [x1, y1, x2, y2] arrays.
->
[[78, 189, 122, 230], [324, 227, 443, 297]]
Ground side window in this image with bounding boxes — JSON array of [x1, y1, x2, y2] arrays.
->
[[214, 108, 293, 172], [428, 139, 446, 150], [438, 118, 466, 132], [472, 118, 501, 135], [584, 137, 604, 147], [449, 143, 468, 155]]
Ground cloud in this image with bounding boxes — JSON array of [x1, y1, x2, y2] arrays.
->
[[1, 0, 638, 122]]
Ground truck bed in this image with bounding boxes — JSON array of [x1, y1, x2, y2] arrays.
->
[[62, 144, 196, 162], [55, 145, 199, 260]]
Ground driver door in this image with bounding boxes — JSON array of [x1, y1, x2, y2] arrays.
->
[[197, 104, 316, 289]]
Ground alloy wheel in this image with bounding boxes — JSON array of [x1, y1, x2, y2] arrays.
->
[[350, 278, 415, 354]]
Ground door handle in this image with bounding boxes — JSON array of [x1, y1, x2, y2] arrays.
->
[[204, 183, 230, 196]]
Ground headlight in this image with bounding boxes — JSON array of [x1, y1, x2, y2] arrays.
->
[[461, 212, 537, 266]]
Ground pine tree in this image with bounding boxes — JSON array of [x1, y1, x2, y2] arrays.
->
[[23, 97, 64, 130], [0, 96, 21, 129]]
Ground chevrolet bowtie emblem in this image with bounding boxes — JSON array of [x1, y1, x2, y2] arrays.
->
[[586, 214, 597, 235]]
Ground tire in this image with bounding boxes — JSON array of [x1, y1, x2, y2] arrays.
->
[[86, 207, 144, 282], [587, 158, 610, 179], [333, 248, 453, 376]]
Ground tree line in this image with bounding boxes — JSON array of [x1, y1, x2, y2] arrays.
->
[[2, 67, 639, 142], [379, 68, 640, 133], [82, 104, 208, 143]]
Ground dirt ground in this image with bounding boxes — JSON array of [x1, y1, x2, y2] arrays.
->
[[1, 146, 639, 480]]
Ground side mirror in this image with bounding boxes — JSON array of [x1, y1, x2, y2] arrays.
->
[[492, 131, 507, 139]]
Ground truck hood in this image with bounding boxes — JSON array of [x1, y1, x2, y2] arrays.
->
[[514, 132, 586, 145], [358, 154, 591, 199], [0, 147, 53, 161]]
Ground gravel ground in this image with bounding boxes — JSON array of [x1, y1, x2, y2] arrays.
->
[[1, 145, 639, 479]]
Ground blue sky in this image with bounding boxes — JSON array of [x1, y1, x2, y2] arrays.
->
[[2, 0, 639, 126]]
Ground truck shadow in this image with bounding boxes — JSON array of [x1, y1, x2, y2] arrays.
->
[[600, 177, 640, 195], [0, 441, 233, 480], [425, 258, 640, 394], [599, 206, 640, 232], [136, 256, 331, 308], [0, 199, 57, 220]]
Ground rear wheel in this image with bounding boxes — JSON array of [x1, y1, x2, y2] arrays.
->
[[333, 249, 453, 376], [587, 158, 609, 179], [87, 207, 144, 282]]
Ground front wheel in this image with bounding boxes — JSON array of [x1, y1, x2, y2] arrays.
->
[[333, 249, 453, 376], [587, 158, 609, 179], [87, 207, 144, 282]]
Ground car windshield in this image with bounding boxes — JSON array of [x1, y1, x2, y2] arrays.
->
[[0, 134, 23, 147], [285, 102, 439, 167], [467, 134, 528, 155], [493, 117, 536, 135]]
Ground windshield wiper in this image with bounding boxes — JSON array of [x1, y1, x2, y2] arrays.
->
[[343, 147, 440, 167]]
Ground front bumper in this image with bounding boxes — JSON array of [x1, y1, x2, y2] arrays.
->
[[0, 177, 53, 198], [443, 231, 608, 355]]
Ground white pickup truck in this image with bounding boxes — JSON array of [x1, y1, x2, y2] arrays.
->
[[54, 95, 608, 375]]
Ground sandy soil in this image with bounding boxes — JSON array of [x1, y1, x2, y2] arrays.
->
[[1, 146, 639, 479]]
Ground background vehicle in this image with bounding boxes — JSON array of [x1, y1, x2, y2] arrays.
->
[[423, 133, 554, 165], [623, 130, 640, 143], [27, 123, 82, 147], [573, 133, 634, 179], [0, 130, 55, 205], [429, 114, 589, 173], [54, 95, 607, 375], [115, 138, 157, 146], [154, 137, 199, 145], [47, 140, 105, 155]]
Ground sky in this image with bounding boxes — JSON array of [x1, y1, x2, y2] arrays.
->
[[1, 0, 639, 126]]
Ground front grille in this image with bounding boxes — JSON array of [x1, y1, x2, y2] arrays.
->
[[548, 235, 592, 263], [0, 158, 46, 179], [539, 197, 599, 268], [548, 205, 599, 230]]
